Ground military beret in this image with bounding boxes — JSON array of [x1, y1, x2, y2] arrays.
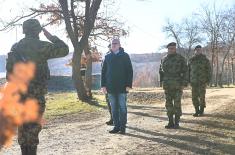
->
[[167, 42, 176, 48], [195, 45, 202, 50]]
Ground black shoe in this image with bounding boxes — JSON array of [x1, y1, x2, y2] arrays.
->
[[109, 128, 120, 134], [199, 106, 204, 115], [27, 145, 37, 155], [106, 119, 113, 126], [165, 115, 174, 129], [20, 145, 27, 155], [119, 128, 126, 134], [174, 124, 180, 129], [193, 106, 200, 117]]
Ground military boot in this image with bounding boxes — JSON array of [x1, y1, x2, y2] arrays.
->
[[174, 115, 180, 129], [193, 106, 200, 117], [165, 115, 174, 129], [20, 145, 27, 155], [199, 106, 205, 115], [27, 145, 37, 155]]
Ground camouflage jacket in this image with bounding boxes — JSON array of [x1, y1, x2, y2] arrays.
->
[[188, 54, 211, 84], [159, 53, 188, 89], [6, 35, 69, 96]]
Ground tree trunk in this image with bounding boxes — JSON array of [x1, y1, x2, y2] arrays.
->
[[218, 46, 232, 87], [218, 54, 226, 88], [227, 57, 229, 86], [232, 58, 235, 85], [187, 46, 192, 61], [215, 48, 219, 87], [84, 44, 93, 99], [210, 50, 215, 87], [59, 0, 102, 102], [72, 48, 89, 101]]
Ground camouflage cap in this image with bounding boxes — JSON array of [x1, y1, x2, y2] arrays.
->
[[23, 19, 42, 34], [167, 42, 176, 48]]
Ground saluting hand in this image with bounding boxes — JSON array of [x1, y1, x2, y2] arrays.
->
[[42, 28, 53, 40]]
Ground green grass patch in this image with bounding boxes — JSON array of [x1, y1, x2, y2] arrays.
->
[[222, 84, 235, 88], [44, 92, 105, 119], [92, 94, 107, 106]]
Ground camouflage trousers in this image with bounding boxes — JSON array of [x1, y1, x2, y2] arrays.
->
[[18, 95, 46, 146], [105, 94, 112, 119], [191, 83, 207, 108], [164, 89, 183, 117]]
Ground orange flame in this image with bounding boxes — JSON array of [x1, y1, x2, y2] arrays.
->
[[0, 62, 39, 148]]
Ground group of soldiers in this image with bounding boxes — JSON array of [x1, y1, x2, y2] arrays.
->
[[159, 42, 211, 129], [5, 18, 211, 155]]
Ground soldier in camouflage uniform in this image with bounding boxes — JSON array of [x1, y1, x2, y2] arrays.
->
[[188, 45, 211, 117], [159, 42, 188, 129], [6, 19, 69, 155], [105, 44, 113, 125]]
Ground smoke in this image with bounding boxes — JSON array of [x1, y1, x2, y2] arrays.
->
[[0, 62, 39, 148]]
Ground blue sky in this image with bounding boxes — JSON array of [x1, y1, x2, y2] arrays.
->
[[118, 0, 235, 53], [0, 0, 234, 55]]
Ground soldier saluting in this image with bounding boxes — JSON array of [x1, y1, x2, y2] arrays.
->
[[159, 42, 188, 129], [188, 45, 211, 117], [6, 19, 69, 155]]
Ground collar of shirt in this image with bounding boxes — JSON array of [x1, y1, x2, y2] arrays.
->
[[112, 50, 120, 55]]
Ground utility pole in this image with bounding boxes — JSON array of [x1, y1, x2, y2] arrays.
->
[[13, 24, 22, 42]]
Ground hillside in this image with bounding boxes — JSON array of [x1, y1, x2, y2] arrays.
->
[[0, 52, 165, 87]]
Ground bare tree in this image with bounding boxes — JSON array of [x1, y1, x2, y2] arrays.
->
[[0, 0, 103, 101], [36, 0, 128, 99], [0, 0, 129, 101], [218, 7, 235, 87], [163, 19, 182, 49], [163, 18, 202, 60], [197, 4, 225, 86], [162, 3, 235, 86], [181, 17, 202, 60]]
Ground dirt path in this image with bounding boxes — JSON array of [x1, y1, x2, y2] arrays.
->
[[2, 88, 235, 155]]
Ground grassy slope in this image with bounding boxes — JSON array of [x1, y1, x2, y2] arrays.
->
[[44, 92, 107, 119]]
